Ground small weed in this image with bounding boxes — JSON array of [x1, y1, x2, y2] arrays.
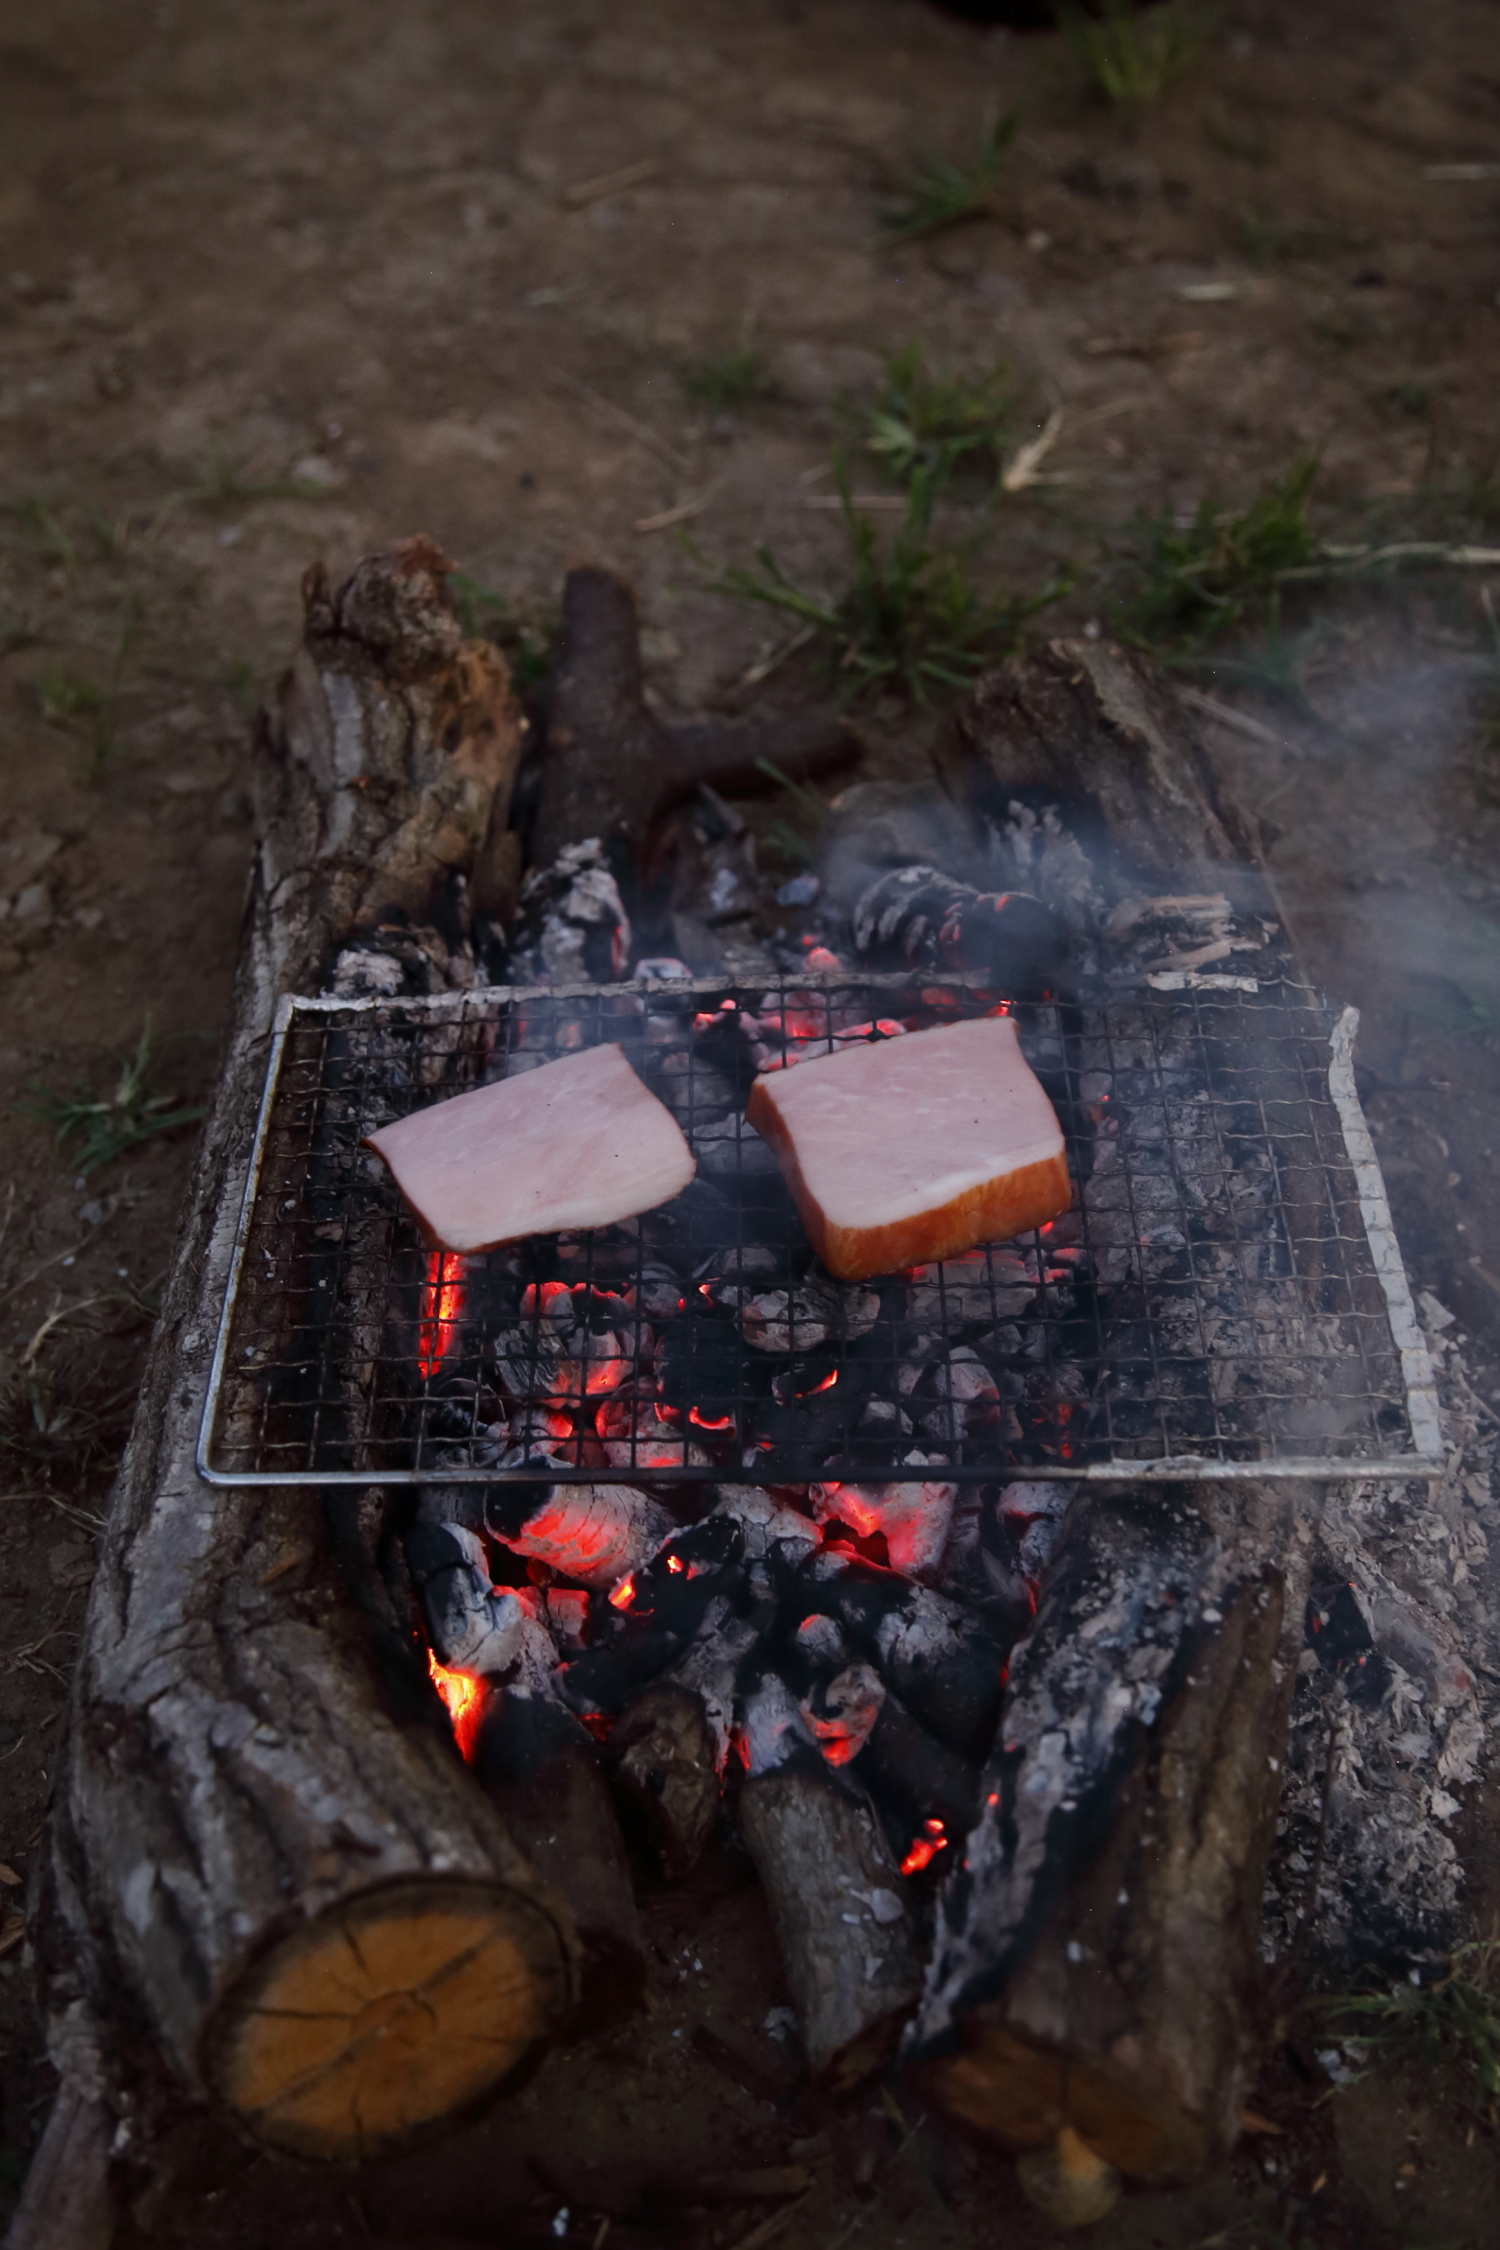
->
[[23, 1018, 204, 1176], [878, 111, 1021, 245], [1194, 619, 1326, 724], [860, 344, 1013, 488], [706, 457, 1068, 703], [449, 572, 558, 688], [753, 757, 825, 866], [1238, 206, 1283, 270], [190, 451, 332, 510], [1329, 1939, 1500, 2110], [1113, 455, 1319, 653], [1058, 0, 1212, 115], [680, 348, 775, 414], [10, 496, 76, 579], [36, 664, 107, 726], [1204, 107, 1273, 165]]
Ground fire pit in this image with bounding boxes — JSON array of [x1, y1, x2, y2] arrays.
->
[[200, 970, 1437, 1491]]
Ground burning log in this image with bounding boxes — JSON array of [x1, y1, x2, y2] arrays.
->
[[529, 565, 861, 882], [33, 542, 579, 2187], [471, 1602, 647, 2029], [910, 1481, 1311, 2183], [736, 1680, 922, 2091]]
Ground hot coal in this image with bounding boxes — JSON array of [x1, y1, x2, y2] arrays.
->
[[851, 865, 1067, 998]]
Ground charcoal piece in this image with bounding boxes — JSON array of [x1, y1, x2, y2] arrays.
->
[[473, 1662, 646, 2030], [655, 1309, 756, 1429], [607, 1683, 720, 1878], [851, 864, 1067, 998], [493, 1321, 578, 1405], [403, 1520, 525, 1674], [738, 1274, 882, 1354], [789, 1548, 1009, 1759], [485, 1481, 676, 1593], [737, 1679, 922, 2092], [809, 1463, 957, 1584], [855, 1690, 984, 1856], [661, 1589, 774, 1765], [561, 1518, 747, 1714], [907, 1251, 1039, 1328], [706, 1485, 820, 1562], [695, 1111, 782, 1178]]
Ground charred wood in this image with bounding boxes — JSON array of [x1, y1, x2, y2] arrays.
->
[[607, 1683, 721, 1880], [737, 1682, 922, 2091], [910, 1481, 1312, 2181], [35, 541, 576, 2182]]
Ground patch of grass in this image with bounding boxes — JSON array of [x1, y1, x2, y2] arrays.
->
[[752, 757, 826, 867], [878, 111, 1021, 245], [189, 451, 334, 510], [1112, 455, 1320, 654], [859, 344, 1013, 488], [679, 347, 775, 414], [22, 1018, 204, 1176], [10, 496, 77, 579], [1058, 0, 1212, 115], [1330, 1939, 1500, 2111], [706, 457, 1068, 703], [449, 572, 559, 688], [34, 598, 140, 785]]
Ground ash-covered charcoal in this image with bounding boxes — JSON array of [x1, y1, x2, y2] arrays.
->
[[797, 1660, 886, 1767], [747, 1360, 873, 1473], [857, 1690, 984, 1863], [906, 1248, 1039, 1328], [851, 864, 1067, 998], [693, 1110, 782, 1178], [980, 1479, 1073, 1631], [912, 1348, 1010, 1447], [659, 1590, 774, 1767], [651, 1048, 739, 1126], [732, 1268, 883, 1354], [471, 1595, 597, 1780], [706, 1484, 820, 1561], [1102, 891, 1263, 978], [560, 1517, 748, 1715], [628, 1264, 689, 1322], [809, 1465, 958, 1583], [595, 1380, 710, 1469], [514, 837, 632, 983], [788, 1546, 1009, 1758], [492, 1319, 580, 1406], [403, 1517, 525, 1673], [485, 1478, 676, 1591]]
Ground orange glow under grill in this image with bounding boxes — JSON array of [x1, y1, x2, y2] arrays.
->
[[426, 1649, 485, 1761], [417, 1251, 467, 1380], [900, 1817, 948, 1876]]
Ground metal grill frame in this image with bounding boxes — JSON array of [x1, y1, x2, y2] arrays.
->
[[197, 971, 1443, 1489]]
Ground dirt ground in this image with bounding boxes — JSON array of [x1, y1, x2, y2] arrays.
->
[[3, 0, 1500, 2240]]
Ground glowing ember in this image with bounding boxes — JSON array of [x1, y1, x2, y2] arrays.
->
[[417, 1251, 467, 1380], [426, 1649, 485, 1761], [666, 1553, 685, 1574], [900, 1818, 948, 1876], [688, 1406, 735, 1432], [609, 1573, 636, 1610]]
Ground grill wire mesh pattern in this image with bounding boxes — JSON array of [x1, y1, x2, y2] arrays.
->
[[200, 972, 1437, 1487]]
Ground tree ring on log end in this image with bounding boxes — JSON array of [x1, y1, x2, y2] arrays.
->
[[922, 2019, 1210, 2184], [205, 1875, 575, 2161]]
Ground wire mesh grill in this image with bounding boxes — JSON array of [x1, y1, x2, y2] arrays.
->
[[198, 971, 1439, 1487]]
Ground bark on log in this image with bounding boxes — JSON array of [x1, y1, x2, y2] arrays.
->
[[34, 540, 578, 2179], [910, 1483, 1313, 2180], [3, 2081, 114, 2250], [607, 1683, 721, 1880], [529, 566, 860, 876]]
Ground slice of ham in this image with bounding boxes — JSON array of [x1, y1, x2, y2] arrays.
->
[[365, 1042, 695, 1253], [744, 1014, 1071, 1282]]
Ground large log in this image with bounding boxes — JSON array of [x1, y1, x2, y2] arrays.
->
[[901, 641, 1319, 2179], [31, 542, 579, 2191], [910, 1483, 1313, 2180]]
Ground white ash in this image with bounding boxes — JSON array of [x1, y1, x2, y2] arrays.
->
[[707, 1484, 820, 1561], [1260, 1314, 1500, 1973], [737, 1674, 814, 1778], [663, 1596, 767, 1767]]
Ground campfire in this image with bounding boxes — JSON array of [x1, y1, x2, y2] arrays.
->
[[31, 543, 1473, 2236]]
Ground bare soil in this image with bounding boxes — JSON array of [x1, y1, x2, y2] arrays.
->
[[2, 0, 1499, 2241]]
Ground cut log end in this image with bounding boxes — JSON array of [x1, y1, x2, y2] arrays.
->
[[207, 1876, 574, 2161]]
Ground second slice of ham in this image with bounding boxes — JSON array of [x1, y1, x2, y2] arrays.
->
[[365, 1042, 695, 1253], [744, 1013, 1071, 1282]]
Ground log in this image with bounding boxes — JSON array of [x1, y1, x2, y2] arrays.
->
[[899, 640, 1320, 2179], [911, 1483, 1312, 2182], [607, 1684, 721, 1880], [528, 566, 861, 878], [33, 541, 579, 2181], [737, 1682, 922, 2093]]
